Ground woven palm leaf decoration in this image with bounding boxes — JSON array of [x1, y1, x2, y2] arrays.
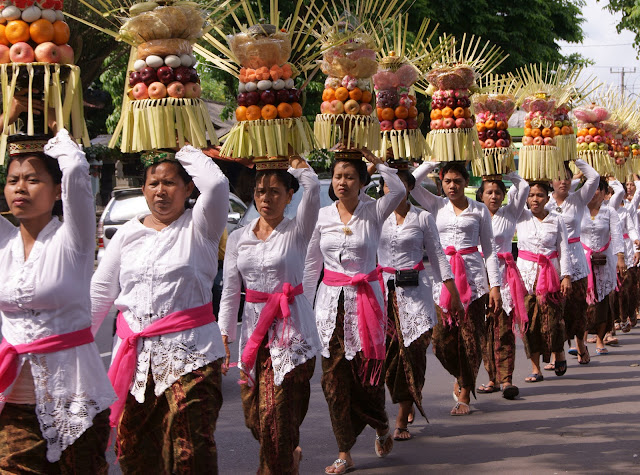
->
[[603, 91, 640, 180]]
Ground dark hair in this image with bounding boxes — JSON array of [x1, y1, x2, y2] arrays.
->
[[439, 161, 469, 181], [530, 182, 552, 195], [563, 161, 573, 178], [597, 177, 608, 193], [7, 153, 63, 216], [378, 170, 415, 197], [143, 160, 192, 186], [476, 179, 507, 202], [328, 159, 370, 201], [254, 169, 300, 193]]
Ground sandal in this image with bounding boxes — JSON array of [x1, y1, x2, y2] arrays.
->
[[450, 401, 471, 416], [525, 373, 544, 383], [477, 383, 499, 394], [374, 430, 393, 458], [578, 347, 590, 365], [407, 406, 415, 425], [325, 459, 355, 474], [595, 347, 609, 355], [604, 335, 619, 346], [393, 427, 413, 441], [502, 385, 519, 400], [568, 348, 578, 356], [543, 362, 555, 371], [621, 321, 631, 333], [586, 336, 597, 344], [554, 360, 567, 376]]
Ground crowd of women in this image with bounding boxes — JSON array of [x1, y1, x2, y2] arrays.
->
[[0, 116, 639, 474]]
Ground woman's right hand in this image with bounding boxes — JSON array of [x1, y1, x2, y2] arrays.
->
[[221, 335, 231, 375], [360, 146, 383, 166]]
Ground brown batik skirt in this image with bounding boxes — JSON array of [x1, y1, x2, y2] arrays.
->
[[613, 269, 636, 323], [432, 295, 487, 395], [587, 295, 613, 334], [240, 336, 315, 475], [522, 293, 565, 362], [321, 293, 389, 453], [384, 285, 430, 420], [0, 405, 110, 474], [116, 360, 223, 475], [563, 277, 588, 340], [480, 308, 516, 385], [629, 267, 640, 325]]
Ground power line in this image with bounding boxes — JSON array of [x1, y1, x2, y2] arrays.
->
[[561, 42, 634, 48], [611, 67, 636, 95]]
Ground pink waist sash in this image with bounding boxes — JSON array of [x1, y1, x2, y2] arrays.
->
[[322, 268, 385, 361], [0, 327, 94, 394], [497, 252, 529, 334], [378, 260, 425, 275], [518, 250, 561, 302], [568, 237, 581, 244], [581, 238, 611, 305], [623, 233, 630, 240], [109, 302, 215, 428], [243, 283, 303, 371], [439, 246, 478, 311]]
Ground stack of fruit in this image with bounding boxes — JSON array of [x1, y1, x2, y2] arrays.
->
[[0, 1, 73, 64], [573, 104, 614, 175], [234, 63, 302, 122], [551, 105, 577, 161], [321, 76, 373, 117], [128, 52, 201, 100]]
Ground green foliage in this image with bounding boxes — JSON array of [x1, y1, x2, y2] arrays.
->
[[84, 144, 126, 164], [98, 51, 129, 134], [605, 0, 640, 52]]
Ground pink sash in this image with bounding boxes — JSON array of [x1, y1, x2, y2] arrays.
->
[[623, 233, 630, 240], [0, 327, 94, 394], [242, 283, 303, 371], [568, 237, 581, 244], [439, 246, 478, 311], [518, 250, 561, 303], [378, 260, 425, 275], [109, 302, 215, 428], [497, 252, 528, 335], [581, 238, 611, 304]]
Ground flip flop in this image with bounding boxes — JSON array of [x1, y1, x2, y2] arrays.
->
[[604, 336, 619, 346], [543, 363, 555, 371], [568, 348, 578, 356], [477, 383, 499, 394], [452, 391, 459, 402], [407, 406, 415, 425], [450, 401, 471, 416], [578, 347, 590, 364], [554, 360, 567, 376], [502, 385, 519, 400], [374, 430, 393, 458], [586, 336, 597, 343], [393, 427, 413, 441], [596, 347, 609, 355], [325, 459, 355, 474], [525, 373, 544, 383]]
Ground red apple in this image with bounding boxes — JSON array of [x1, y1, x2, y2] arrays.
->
[[484, 138, 495, 148], [443, 118, 455, 129], [288, 88, 300, 103], [148, 82, 167, 99], [455, 118, 467, 128], [445, 97, 456, 108], [0, 45, 10, 64], [131, 83, 149, 100], [188, 67, 199, 83], [129, 71, 142, 87], [431, 119, 442, 129], [156, 66, 175, 85], [9, 42, 35, 63], [380, 120, 393, 131], [34, 42, 60, 63], [276, 89, 290, 103], [495, 138, 507, 148], [237, 92, 248, 106], [57, 44, 74, 64], [174, 66, 191, 84], [166, 81, 185, 98], [184, 82, 201, 99], [393, 119, 407, 130], [486, 129, 497, 140], [140, 67, 157, 86], [260, 90, 276, 105], [406, 118, 418, 129]]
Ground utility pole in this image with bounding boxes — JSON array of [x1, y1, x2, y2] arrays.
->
[[610, 67, 636, 96]]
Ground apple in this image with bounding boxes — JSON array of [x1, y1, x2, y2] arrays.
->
[[156, 66, 175, 85], [393, 119, 407, 130], [484, 139, 495, 148], [260, 90, 276, 105], [148, 82, 167, 99], [58, 44, 74, 64], [455, 118, 467, 128], [188, 67, 199, 83], [497, 130, 508, 140], [288, 88, 300, 103], [320, 101, 331, 113], [532, 136, 544, 146], [245, 91, 260, 106], [330, 100, 344, 114], [380, 120, 393, 131], [443, 118, 455, 129], [9, 42, 35, 63], [478, 130, 487, 141], [237, 92, 248, 106], [174, 66, 191, 84], [131, 83, 149, 100], [184, 82, 201, 99], [431, 119, 442, 129], [359, 103, 373, 115], [276, 89, 290, 104], [166, 81, 185, 98], [406, 118, 418, 129], [616, 157, 625, 165], [594, 135, 603, 143], [563, 120, 571, 127], [522, 136, 534, 146], [576, 136, 584, 144], [599, 143, 609, 151], [495, 139, 507, 148], [554, 120, 563, 128], [584, 135, 593, 143], [588, 142, 599, 151], [486, 129, 497, 140], [0, 45, 10, 64], [445, 97, 456, 108], [129, 71, 143, 87], [140, 67, 157, 86]]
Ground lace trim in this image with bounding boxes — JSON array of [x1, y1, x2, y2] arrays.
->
[[316, 286, 362, 360], [394, 286, 436, 347]]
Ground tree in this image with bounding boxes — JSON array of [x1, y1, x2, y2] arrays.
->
[[604, 0, 640, 52]]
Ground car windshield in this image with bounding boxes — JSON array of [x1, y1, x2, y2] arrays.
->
[[106, 194, 149, 224]]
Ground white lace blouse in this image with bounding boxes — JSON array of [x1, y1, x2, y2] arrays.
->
[[545, 159, 599, 282], [378, 205, 453, 346], [515, 210, 571, 294], [0, 130, 116, 462], [580, 205, 625, 302], [411, 162, 501, 306], [303, 163, 405, 360], [91, 146, 228, 403], [616, 205, 639, 268], [487, 172, 529, 315], [218, 167, 321, 385]]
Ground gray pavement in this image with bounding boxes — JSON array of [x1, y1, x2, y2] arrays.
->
[[95, 308, 640, 474]]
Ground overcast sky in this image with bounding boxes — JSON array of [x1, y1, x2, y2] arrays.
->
[[558, 0, 640, 97]]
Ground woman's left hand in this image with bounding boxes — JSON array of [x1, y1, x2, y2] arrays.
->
[[359, 147, 383, 166], [488, 286, 502, 313], [561, 276, 572, 297], [617, 254, 627, 275]]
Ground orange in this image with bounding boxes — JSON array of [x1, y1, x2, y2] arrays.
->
[[261, 104, 277, 120], [235, 106, 247, 121], [597, 128, 605, 136], [588, 127, 598, 136], [524, 128, 532, 137], [577, 128, 588, 137], [334, 87, 349, 102], [0, 25, 8, 46], [246, 105, 262, 121], [541, 127, 552, 138], [408, 95, 417, 107], [348, 87, 362, 101], [395, 106, 409, 119], [408, 106, 418, 118], [441, 107, 453, 118], [531, 128, 542, 137], [452, 107, 465, 119], [524, 120, 532, 128], [5, 20, 30, 44], [322, 88, 335, 102], [291, 102, 303, 118], [379, 107, 395, 121], [430, 109, 442, 120], [361, 90, 372, 103], [477, 123, 486, 133], [552, 126, 561, 137], [29, 19, 54, 44], [496, 121, 507, 130], [485, 119, 496, 129], [560, 126, 571, 135], [52, 21, 70, 46], [276, 102, 293, 119], [376, 107, 383, 117]]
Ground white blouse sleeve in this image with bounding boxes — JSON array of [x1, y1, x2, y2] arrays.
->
[[303, 224, 323, 306], [422, 212, 453, 283], [630, 181, 640, 210], [217, 229, 242, 342], [289, 166, 320, 242], [609, 180, 625, 210], [176, 145, 229, 243], [410, 162, 443, 213], [90, 226, 123, 335], [0, 215, 16, 240], [627, 212, 639, 242], [575, 159, 600, 206], [609, 208, 625, 255], [375, 163, 405, 223], [557, 216, 571, 279], [44, 129, 94, 254], [480, 204, 501, 288], [503, 172, 529, 221]]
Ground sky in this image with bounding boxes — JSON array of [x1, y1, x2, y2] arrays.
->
[[558, 0, 640, 98]]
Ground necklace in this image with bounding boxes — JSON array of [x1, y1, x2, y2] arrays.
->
[[342, 226, 353, 236]]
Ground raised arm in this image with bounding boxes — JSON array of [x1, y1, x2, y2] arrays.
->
[[90, 228, 123, 335], [503, 171, 530, 220], [290, 164, 320, 242], [609, 179, 625, 210], [629, 180, 640, 211], [421, 212, 453, 284], [217, 229, 242, 343], [609, 207, 625, 256], [374, 163, 405, 223], [556, 216, 571, 279], [626, 211, 639, 242], [574, 159, 599, 205], [303, 224, 323, 306], [43, 129, 95, 254], [410, 161, 443, 213], [176, 145, 229, 243], [479, 205, 501, 289]]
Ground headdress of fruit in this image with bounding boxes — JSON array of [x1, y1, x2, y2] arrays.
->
[[574, 104, 612, 157]]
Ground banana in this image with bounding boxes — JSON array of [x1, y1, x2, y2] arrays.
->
[[129, 1, 159, 16]]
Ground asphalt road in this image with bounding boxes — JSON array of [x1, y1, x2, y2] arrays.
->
[[95, 305, 640, 474]]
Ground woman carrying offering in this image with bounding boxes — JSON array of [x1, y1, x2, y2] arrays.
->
[[581, 177, 626, 355], [545, 159, 599, 365], [412, 161, 502, 416], [377, 164, 463, 441], [0, 129, 115, 472], [304, 148, 405, 474], [476, 171, 529, 399], [218, 156, 321, 475], [516, 182, 572, 382], [91, 147, 229, 473]]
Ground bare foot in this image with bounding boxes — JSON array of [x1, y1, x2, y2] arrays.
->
[[393, 427, 412, 440], [324, 454, 354, 474], [293, 446, 302, 475], [450, 401, 471, 415]]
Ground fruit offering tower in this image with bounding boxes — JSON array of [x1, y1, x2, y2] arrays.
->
[[471, 75, 520, 178], [0, 0, 88, 159], [573, 103, 614, 176]]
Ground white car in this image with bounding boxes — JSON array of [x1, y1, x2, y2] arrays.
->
[[96, 188, 247, 263]]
